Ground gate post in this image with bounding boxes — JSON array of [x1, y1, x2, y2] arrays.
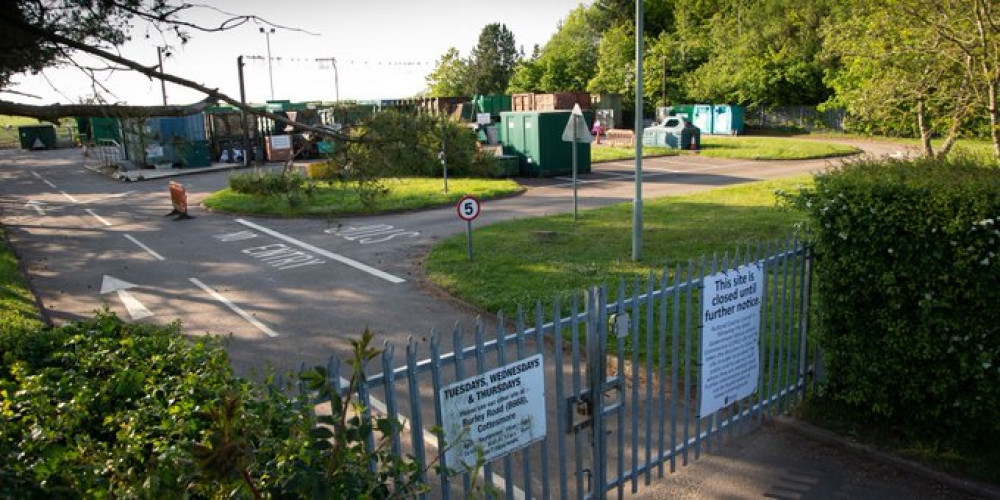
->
[[585, 286, 608, 498]]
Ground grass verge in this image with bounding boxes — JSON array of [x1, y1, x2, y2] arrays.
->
[[0, 228, 44, 332], [425, 176, 812, 315], [699, 136, 860, 160], [203, 177, 523, 217], [592, 146, 678, 163]]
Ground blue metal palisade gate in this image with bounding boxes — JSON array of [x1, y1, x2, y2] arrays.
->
[[314, 238, 813, 499]]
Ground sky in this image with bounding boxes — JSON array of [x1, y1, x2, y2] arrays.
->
[[7, 0, 588, 106]]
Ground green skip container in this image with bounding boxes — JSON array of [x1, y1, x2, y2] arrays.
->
[[499, 110, 592, 177]]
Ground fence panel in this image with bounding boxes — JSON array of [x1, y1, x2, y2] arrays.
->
[[313, 240, 813, 498]]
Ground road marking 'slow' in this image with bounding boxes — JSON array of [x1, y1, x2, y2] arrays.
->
[[123, 234, 165, 261], [235, 219, 406, 284], [188, 278, 279, 338], [85, 208, 112, 226]]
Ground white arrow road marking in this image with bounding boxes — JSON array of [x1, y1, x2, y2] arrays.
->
[[235, 219, 406, 284], [188, 278, 279, 338], [100, 275, 153, 320], [24, 200, 46, 215]]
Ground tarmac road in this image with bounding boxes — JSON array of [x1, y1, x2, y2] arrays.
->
[[1, 141, 898, 375]]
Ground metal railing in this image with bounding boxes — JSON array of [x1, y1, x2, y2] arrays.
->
[[303, 238, 813, 499]]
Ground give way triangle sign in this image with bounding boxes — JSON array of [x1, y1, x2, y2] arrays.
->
[[561, 103, 594, 143]]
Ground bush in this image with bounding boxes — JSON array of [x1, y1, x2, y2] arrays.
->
[[228, 170, 315, 207], [786, 156, 1000, 443], [0, 313, 427, 497]]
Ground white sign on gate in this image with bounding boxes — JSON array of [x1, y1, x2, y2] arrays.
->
[[439, 353, 546, 472], [699, 264, 764, 416]]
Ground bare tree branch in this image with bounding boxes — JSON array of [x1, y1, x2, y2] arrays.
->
[[5, 13, 350, 141], [0, 98, 215, 122]]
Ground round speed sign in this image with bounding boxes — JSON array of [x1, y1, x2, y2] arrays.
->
[[456, 195, 481, 221]]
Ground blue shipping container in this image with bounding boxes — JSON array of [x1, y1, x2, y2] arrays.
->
[[711, 105, 744, 135]]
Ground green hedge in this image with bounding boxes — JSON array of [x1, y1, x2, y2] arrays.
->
[[787, 156, 1000, 442], [0, 313, 428, 497]]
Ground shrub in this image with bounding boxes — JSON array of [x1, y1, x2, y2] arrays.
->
[[785, 156, 1000, 443], [0, 313, 427, 497], [227, 170, 315, 207]]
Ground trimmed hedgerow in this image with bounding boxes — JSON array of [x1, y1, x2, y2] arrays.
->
[[0, 313, 428, 498], [785, 156, 1000, 443]]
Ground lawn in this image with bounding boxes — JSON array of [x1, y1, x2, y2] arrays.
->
[[425, 175, 812, 315], [698, 136, 859, 160], [590, 136, 859, 162], [592, 145, 678, 162], [0, 228, 44, 332], [203, 177, 524, 217]]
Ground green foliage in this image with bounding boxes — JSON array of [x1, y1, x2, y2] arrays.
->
[[0, 312, 301, 497], [507, 7, 598, 93], [0, 229, 43, 333], [784, 156, 1000, 444], [685, 0, 832, 107], [228, 169, 315, 207], [425, 47, 472, 97], [469, 23, 520, 94], [326, 110, 491, 207], [0, 312, 430, 497]]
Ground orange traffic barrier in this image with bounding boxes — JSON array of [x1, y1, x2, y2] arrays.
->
[[166, 181, 193, 219]]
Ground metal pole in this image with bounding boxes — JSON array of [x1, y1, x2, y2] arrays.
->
[[157, 47, 167, 106], [332, 57, 339, 103], [237, 56, 250, 167], [632, 0, 644, 262], [260, 27, 275, 100], [572, 114, 579, 220], [442, 113, 449, 194], [466, 220, 473, 260]]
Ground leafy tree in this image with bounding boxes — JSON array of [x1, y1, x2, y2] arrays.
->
[[822, 0, 974, 157], [507, 44, 543, 93], [469, 23, 520, 94], [588, 23, 634, 98], [683, 0, 833, 107], [509, 7, 599, 92], [425, 47, 472, 97]]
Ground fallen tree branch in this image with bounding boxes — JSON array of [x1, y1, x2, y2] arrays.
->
[[0, 98, 215, 123]]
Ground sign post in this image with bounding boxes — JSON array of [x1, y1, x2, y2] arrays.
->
[[562, 103, 594, 221], [456, 195, 481, 260]]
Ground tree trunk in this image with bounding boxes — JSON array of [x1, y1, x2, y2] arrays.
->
[[989, 81, 1000, 159], [916, 99, 935, 158]]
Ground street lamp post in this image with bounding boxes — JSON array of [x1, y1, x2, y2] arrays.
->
[[259, 27, 276, 100], [632, 0, 644, 262]]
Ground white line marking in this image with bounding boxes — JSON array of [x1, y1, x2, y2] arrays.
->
[[85, 208, 112, 226], [123, 234, 165, 261], [24, 200, 46, 215], [235, 219, 406, 284], [31, 171, 78, 203], [188, 278, 279, 338]]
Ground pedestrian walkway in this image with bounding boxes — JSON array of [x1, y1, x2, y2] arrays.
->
[[632, 418, 997, 499]]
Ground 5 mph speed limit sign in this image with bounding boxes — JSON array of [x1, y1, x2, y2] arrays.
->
[[457, 195, 481, 221]]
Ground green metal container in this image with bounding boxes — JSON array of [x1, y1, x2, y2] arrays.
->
[[665, 105, 695, 122], [499, 110, 592, 177], [475, 94, 513, 117], [18, 125, 57, 150]]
